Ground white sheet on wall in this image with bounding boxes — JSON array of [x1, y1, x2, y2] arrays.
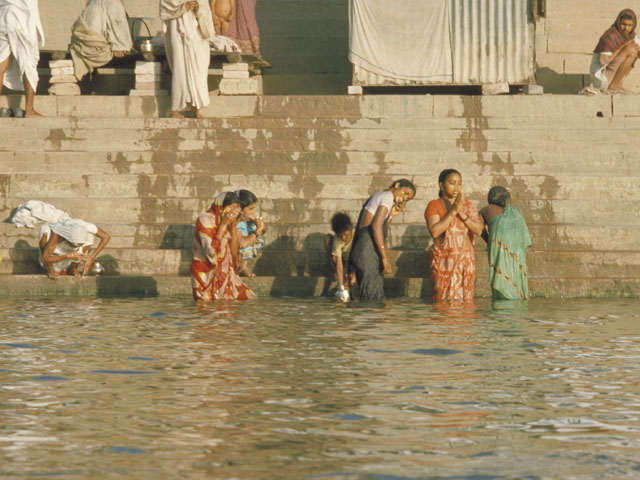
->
[[348, 0, 453, 83]]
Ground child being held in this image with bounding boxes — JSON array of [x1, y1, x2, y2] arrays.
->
[[324, 212, 355, 298], [236, 190, 266, 277]]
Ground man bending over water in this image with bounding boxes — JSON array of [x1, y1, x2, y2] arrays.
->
[[39, 219, 110, 279]]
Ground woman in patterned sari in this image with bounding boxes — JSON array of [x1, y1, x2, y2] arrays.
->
[[191, 191, 257, 301], [425, 169, 483, 302]]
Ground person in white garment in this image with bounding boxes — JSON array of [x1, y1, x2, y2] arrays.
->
[[39, 218, 111, 279], [0, 0, 44, 117], [70, 0, 133, 81], [160, 0, 215, 119]]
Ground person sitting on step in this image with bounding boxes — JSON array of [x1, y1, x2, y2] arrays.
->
[[591, 9, 640, 92], [70, 0, 133, 81]]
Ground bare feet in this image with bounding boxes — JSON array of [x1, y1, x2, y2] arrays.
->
[[607, 87, 635, 94], [170, 110, 184, 119], [194, 108, 205, 119], [46, 269, 60, 280], [25, 109, 44, 118], [238, 266, 255, 277]]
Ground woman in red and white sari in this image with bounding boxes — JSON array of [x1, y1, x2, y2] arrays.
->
[[425, 169, 484, 303], [191, 191, 257, 301]]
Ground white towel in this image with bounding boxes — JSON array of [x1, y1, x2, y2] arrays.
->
[[11, 200, 70, 228]]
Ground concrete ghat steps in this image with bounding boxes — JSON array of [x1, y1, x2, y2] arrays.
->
[[1, 275, 639, 299], [2, 94, 640, 297]]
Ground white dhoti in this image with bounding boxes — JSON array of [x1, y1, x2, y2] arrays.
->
[[161, 1, 214, 112], [0, 0, 43, 91], [70, 0, 132, 80]]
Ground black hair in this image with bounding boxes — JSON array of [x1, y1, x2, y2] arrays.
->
[[236, 189, 258, 209], [330, 212, 353, 235], [222, 191, 240, 207], [621, 13, 634, 22], [438, 168, 461, 197], [487, 186, 511, 208], [388, 178, 416, 195]]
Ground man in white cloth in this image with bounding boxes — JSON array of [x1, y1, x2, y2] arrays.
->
[[70, 0, 133, 81], [39, 218, 111, 279], [160, 0, 215, 119], [0, 0, 44, 117]]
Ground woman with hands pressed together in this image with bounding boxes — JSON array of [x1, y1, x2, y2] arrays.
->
[[191, 191, 257, 301], [425, 169, 483, 302], [349, 179, 416, 301]]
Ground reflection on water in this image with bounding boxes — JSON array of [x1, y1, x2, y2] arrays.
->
[[1, 297, 640, 478]]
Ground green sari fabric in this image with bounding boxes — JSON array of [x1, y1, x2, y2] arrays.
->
[[488, 204, 531, 300]]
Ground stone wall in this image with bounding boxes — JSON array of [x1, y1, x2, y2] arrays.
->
[[1, 94, 640, 297]]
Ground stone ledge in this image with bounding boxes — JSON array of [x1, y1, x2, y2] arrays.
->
[[0, 94, 621, 119], [0, 275, 639, 299]]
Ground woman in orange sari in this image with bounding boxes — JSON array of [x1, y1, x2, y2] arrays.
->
[[191, 191, 257, 301], [425, 169, 483, 302]]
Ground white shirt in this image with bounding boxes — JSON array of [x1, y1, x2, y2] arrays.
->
[[364, 191, 394, 217]]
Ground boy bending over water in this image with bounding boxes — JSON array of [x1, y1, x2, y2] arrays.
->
[[324, 212, 355, 299]]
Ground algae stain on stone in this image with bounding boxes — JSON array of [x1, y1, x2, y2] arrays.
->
[[107, 152, 131, 174], [456, 97, 489, 160], [46, 128, 69, 150]]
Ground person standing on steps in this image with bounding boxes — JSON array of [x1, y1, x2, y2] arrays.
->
[[0, 0, 44, 118], [160, 0, 215, 119]]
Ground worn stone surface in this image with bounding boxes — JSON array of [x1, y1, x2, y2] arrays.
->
[[50, 66, 75, 76], [223, 70, 250, 79], [219, 77, 262, 95], [223, 63, 249, 71], [1, 94, 640, 297], [48, 83, 81, 96], [49, 59, 73, 68], [49, 75, 78, 84], [134, 61, 162, 74]]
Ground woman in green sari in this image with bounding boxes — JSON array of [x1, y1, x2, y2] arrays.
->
[[480, 186, 531, 300]]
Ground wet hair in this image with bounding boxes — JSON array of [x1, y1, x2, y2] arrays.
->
[[487, 186, 511, 208], [222, 191, 240, 207], [236, 189, 258, 209], [331, 212, 353, 235], [388, 178, 416, 195], [438, 168, 461, 197]]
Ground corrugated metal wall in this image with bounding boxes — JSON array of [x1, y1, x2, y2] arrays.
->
[[450, 0, 534, 84]]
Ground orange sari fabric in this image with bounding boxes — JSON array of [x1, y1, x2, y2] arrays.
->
[[426, 198, 480, 302], [190, 193, 256, 301]]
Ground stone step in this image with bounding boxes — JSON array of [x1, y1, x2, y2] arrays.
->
[[2, 150, 639, 178], [5, 114, 640, 131], [3, 242, 640, 279], [7, 124, 640, 153], [1, 197, 640, 234], [0, 94, 624, 119], [3, 172, 640, 202], [0, 274, 639, 299], [2, 221, 639, 252]]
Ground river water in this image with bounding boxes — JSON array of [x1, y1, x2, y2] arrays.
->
[[1, 297, 639, 479]]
